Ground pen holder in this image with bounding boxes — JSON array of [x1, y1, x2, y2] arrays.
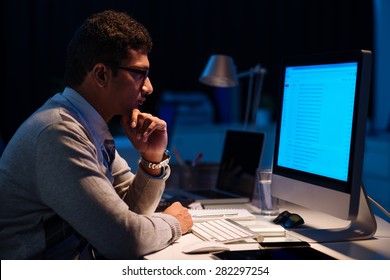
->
[[179, 164, 198, 190], [166, 163, 219, 190]]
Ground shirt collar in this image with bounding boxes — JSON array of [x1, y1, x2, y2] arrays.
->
[[61, 87, 113, 143]]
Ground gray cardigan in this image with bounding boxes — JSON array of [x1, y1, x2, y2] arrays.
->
[[0, 88, 181, 259]]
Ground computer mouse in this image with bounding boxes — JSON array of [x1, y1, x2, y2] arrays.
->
[[283, 214, 304, 228], [182, 241, 230, 254]]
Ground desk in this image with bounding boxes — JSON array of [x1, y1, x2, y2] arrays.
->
[[145, 202, 390, 260]]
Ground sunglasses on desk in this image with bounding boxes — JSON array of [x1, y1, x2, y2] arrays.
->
[[273, 210, 304, 228]]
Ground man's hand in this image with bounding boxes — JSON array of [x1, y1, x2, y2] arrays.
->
[[163, 202, 193, 234], [120, 109, 168, 163]]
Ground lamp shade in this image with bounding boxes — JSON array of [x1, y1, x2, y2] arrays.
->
[[199, 55, 239, 87]]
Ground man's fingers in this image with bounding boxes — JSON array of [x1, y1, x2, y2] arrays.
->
[[125, 109, 167, 142], [142, 121, 167, 142], [130, 109, 141, 128]]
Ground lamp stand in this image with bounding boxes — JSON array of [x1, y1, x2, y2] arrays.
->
[[240, 65, 267, 129]]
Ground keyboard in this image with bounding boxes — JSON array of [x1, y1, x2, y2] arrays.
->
[[191, 219, 262, 243]]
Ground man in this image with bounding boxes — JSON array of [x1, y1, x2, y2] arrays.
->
[[0, 10, 193, 259]]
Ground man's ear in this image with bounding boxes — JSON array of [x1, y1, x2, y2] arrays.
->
[[93, 63, 108, 87]]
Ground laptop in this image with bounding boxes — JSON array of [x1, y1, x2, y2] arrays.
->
[[164, 130, 265, 204]]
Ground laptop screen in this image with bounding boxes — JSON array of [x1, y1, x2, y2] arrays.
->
[[216, 130, 265, 199], [277, 62, 358, 182]]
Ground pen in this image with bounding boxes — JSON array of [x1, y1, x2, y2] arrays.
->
[[192, 152, 203, 167], [172, 146, 185, 166]]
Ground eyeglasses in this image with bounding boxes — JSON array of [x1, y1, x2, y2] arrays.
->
[[273, 210, 304, 228], [113, 65, 149, 83]]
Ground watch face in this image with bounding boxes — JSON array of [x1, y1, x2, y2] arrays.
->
[[160, 152, 170, 167]]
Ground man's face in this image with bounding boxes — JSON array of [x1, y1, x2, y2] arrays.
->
[[107, 49, 153, 117]]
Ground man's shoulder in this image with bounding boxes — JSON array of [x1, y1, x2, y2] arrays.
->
[[26, 102, 85, 138]]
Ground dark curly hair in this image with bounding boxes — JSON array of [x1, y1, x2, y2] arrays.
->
[[64, 10, 153, 87]]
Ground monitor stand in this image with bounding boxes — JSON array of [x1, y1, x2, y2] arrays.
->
[[290, 184, 377, 243]]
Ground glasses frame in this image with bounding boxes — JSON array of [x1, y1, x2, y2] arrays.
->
[[113, 65, 149, 84]]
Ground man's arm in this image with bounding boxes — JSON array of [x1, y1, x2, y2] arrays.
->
[[36, 122, 181, 259]]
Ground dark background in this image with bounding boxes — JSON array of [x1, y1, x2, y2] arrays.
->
[[0, 0, 373, 144]]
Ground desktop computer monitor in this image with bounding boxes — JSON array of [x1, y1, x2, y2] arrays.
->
[[271, 49, 376, 242]]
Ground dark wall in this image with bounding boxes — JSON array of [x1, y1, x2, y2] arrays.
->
[[1, 0, 373, 144]]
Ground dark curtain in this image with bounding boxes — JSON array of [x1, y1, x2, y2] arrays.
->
[[1, 0, 373, 144]]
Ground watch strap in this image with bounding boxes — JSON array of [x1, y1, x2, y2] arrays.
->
[[139, 150, 170, 170]]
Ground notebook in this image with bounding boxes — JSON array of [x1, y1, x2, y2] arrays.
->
[[164, 130, 265, 204]]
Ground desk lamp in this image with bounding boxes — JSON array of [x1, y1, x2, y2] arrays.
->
[[199, 54, 267, 128]]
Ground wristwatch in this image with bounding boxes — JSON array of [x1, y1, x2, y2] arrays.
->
[[139, 150, 170, 169]]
